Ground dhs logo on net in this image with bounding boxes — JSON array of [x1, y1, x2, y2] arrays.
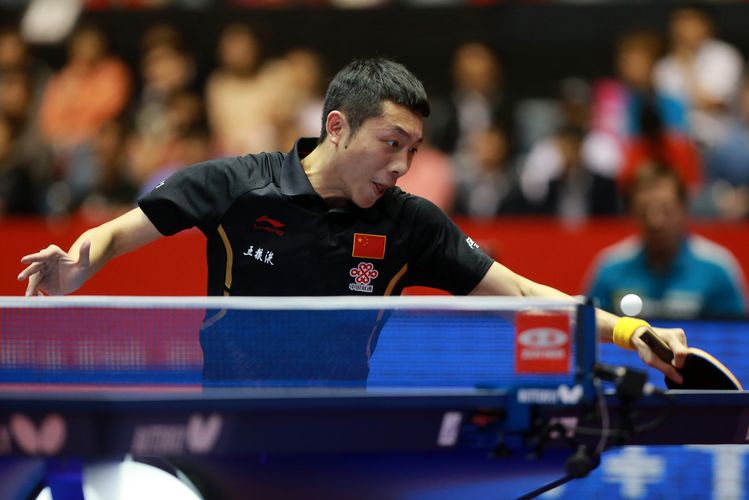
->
[[514, 312, 571, 374], [518, 328, 569, 351]]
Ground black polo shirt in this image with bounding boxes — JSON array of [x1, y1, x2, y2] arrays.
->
[[138, 138, 494, 384], [138, 138, 493, 297]]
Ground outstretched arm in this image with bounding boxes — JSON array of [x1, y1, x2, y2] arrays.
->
[[470, 261, 688, 383], [17, 208, 162, 296]]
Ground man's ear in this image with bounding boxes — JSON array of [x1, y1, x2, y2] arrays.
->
[[325, 111, 347, 147]]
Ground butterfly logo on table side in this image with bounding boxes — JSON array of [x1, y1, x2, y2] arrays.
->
[[8, 413, 67, 455]]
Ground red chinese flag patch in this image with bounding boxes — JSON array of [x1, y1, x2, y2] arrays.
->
[[352, 233, 386, 260], [515, 311, 571, 374]]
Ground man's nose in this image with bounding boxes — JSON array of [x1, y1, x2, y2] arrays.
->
[[388, 153, 410, 178], [645, 207, 667, 229]]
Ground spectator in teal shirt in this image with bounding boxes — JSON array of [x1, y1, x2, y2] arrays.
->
[[586, 163, 747, 319]]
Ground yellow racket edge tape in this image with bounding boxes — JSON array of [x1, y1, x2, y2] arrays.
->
[[613, 317, 651, 350]]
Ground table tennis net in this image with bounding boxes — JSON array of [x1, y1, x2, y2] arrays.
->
[[0, 296, 583, 389]]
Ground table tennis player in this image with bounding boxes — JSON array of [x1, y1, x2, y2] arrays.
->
[[17, 58, 688, 385]]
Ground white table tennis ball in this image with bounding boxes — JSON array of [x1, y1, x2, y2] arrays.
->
[[620, 293, 643, 317]]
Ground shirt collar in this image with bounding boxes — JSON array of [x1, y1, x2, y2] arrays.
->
[[279, 137, 319, 197], [639, 237, 689, 274], [279, 137, 384, 222]]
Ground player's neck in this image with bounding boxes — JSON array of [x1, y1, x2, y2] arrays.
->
[[300, 143, 349, 204], [645, 245, 678, 271]]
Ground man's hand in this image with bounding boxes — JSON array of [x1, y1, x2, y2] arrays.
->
[[17, 241, 91, 296], [631, 326, 688, 385]]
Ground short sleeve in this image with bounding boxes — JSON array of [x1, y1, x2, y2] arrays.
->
[[404, 197, 494, 295], [138, 157, 254, 236], [705, 266, 748, 319]]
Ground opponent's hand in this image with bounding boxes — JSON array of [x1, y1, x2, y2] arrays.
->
[[17, 241, 91, 296], [632, 326, 688, 384]]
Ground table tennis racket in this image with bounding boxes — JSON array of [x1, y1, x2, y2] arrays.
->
[[639, 328, 742, 390]]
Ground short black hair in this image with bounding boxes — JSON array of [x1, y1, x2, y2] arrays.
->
[[319, 58, 430, 142]]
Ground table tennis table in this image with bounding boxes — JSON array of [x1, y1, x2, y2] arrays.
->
[[1, 296, 748, 499], [0, 387, 748, 499], [3, 385, 749, 451]]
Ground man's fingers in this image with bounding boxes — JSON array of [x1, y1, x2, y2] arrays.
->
[[640, 348, 683, 385], [658, 360, 684, 385], [635, 327, 688, 384], [20, 245, 63, 264], [17, 262, 44, 282], [20, 252, 46, 264], [25, 273, 41, 297], [667, 329, 688, 369]]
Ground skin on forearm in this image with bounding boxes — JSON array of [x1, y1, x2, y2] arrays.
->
[[520, 277, 619, 344], [67, 225, 117, 283], [471, 261, 619, 344], [66, 208, 162, 287]]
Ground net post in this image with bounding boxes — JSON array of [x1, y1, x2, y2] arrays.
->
[[574, 297, 598, 401]]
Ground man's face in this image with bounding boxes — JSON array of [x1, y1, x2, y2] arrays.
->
[[618, 48, 654, 89], [334, 101, 423, 208], [672, 11, 710, 50], [632, 177, 686, 256]]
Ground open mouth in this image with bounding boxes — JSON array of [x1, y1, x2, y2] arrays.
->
[[373, 182, 388, 196]]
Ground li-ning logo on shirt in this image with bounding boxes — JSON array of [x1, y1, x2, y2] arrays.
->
[[466, 237, 480, 250], [254, 215, 285, 236], [349, 262, 379, 293]]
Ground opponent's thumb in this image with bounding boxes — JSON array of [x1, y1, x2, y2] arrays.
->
[[77, 240, 91, 268]]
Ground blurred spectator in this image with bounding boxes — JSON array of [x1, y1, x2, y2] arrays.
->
[[328, 0, 388, 8], [79, 119, 138, 221], [273, 48, 326, 150], [617, 98, 702, 196], [0, 68, 52, 199], [136, 125, 212, 199], [38, 24, 130, 150], [653, 6, 743, 148], [0, 112, 38, 214], [698, 78, 749, 220], [128, 26, 204, 192], [85, 0, 213, 7], [165, 91, 206, 137], [0, 25, 50, 115], [583, 30, 688, 180], [452, 124, 525, 217], [129, 90, 207, 188], [521, 123, 619, 222], [514, 76, 589, 157], [205, 23, 278, 155], [37, 25, 130, 213], [428, 42, 505, 156], [135, 24, 195, 140], [397, 144, 456, 212], [586, 164, 747, 319]]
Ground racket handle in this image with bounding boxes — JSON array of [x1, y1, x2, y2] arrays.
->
[[639, 328, 674, 363]]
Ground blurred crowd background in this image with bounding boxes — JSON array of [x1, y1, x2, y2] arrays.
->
[[1, 0, 749, 226]]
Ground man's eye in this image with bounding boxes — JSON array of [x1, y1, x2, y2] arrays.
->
[[409, 147, 419, 155], [387, 140, 399, 148]]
